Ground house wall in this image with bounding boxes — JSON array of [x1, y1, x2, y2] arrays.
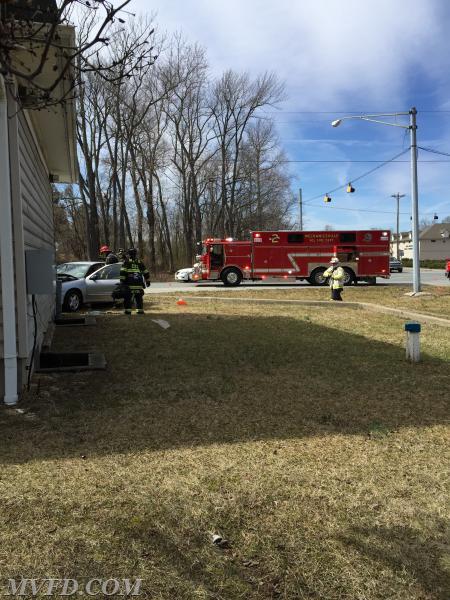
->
[[392, 239, 449, 260], [0, 106, 55, 396], [419, 239, 450, 260], [18, 110, 55, 385]]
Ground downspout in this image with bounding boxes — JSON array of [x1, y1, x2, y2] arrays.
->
[[0, 75, 18, 405]]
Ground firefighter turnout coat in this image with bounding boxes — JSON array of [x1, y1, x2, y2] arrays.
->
[[120, 259, 150, 291], [323, 265, 345, 289]]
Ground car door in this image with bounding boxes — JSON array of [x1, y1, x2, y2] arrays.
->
[[85, 263, 122, 303]]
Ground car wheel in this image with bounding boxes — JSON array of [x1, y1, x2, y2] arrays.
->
[[342, 267, 355, 286], [398, 269, 403, 273], [308, 268, 327, 286], [221, 268, 242, 286], [63, 289, 82, 312]]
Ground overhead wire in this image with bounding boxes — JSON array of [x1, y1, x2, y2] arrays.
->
[[277, 159, 450, 163], [418, 145, 450, 158], [260, 109, 450, 114], [294, 145, 449, 217], [302, 148, 411, 205]]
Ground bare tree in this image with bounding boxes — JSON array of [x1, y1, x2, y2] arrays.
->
[[0, 0, 156, 108], [165, 38, 217, 261], [210, 70, 285, 236], [77, 18, 158, 258]]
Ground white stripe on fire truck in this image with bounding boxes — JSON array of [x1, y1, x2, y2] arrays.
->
[[253, 268, 294, 273], [287, 251, 388, 269], [287, 252, 333, 270]]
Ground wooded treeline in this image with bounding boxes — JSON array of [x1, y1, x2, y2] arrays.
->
[[54, 21, 294, 270]]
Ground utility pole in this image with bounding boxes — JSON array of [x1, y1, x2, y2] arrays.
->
[[410, 107, 421, 293], [391, 193, 405, 259], [298, 188, 303, 230]]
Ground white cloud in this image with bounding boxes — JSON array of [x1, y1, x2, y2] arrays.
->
[[134, 0, 450, 107], [125, 0, 450, 229]]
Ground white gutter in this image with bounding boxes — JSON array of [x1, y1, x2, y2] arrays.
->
[[0, 75, 18, 405]]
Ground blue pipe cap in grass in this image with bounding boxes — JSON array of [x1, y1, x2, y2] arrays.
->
[[404, 321, 421, 333]]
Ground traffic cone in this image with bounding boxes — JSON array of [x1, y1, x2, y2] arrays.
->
[[176, 298, 187, 306]]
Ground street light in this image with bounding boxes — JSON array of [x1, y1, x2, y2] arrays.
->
[[331, 108, 421, 293]]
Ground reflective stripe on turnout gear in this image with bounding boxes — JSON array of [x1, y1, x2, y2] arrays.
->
[[119, 259, 150, 289], [323, 266, 345, 289]]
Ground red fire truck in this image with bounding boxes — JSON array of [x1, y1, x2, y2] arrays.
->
[[196, 230, 391, 286]]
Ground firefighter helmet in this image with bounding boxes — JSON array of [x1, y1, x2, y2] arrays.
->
[[330, 257, 339, 264], [128, 248, 137, 260], [100, 245, 111, 254]]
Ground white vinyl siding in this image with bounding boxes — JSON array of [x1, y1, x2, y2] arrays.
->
[[0, 110, 54, 367], [18, 110, 54, 364]]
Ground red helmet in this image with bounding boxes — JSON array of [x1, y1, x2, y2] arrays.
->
[[100, 245, 111, 254]]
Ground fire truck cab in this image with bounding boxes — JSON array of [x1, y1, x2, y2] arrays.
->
[[197, 230, 391, 286]]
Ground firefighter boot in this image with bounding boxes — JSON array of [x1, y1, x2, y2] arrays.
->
[[135, 290, 144, 314]]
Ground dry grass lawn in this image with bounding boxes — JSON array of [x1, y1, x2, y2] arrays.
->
[[0, 297, 449, 599], [177, 284, 450, 319]]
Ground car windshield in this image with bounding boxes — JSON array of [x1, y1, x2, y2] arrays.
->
[[57, 263, 93, 279]]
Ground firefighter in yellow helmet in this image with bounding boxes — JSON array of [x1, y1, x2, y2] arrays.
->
[[120, 248, 150, 314], [323, 257, 345, 301]]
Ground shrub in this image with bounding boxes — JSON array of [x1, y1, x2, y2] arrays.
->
[[401, 259, 446, 269]]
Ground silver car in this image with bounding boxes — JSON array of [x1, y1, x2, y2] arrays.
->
[[58, 262, 122, 312]]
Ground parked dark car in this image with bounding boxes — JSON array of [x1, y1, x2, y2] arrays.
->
[[389, 257, 403, 273]]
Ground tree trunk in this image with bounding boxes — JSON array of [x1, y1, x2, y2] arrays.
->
[[154, 172, 174, 272]]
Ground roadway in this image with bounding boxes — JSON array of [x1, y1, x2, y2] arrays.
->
[[146, 268, 449, 294]]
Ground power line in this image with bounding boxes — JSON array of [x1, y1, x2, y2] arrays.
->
[[418, 145, 450, 158], [302, 204, 410, 215], [302, 148, 410, 205], [260, 110, 450, 114], [297, 203, 445, 217], [279, 159, 450, 163]]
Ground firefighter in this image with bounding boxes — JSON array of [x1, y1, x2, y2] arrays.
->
[[120, 248, 150, 314], [323, 257, 345, 301], [117, 248, 127, 262], [99, 245, 119, 264]]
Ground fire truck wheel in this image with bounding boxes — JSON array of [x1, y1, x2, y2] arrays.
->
[[308, 268, 327, 286], [342, 267, 355, 286], [221, 268, 242, 286]]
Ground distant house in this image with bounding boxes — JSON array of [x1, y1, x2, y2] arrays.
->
[[391, 223, 450, 260], [0, 1, 77, 404]]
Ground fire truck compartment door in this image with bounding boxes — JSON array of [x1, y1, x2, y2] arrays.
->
[[268, 246, 298, 274], [252, 244, 268, 274], [210, 244, 224, 268]]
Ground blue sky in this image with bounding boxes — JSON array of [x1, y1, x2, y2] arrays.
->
[[131, 0, 450, 232]]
